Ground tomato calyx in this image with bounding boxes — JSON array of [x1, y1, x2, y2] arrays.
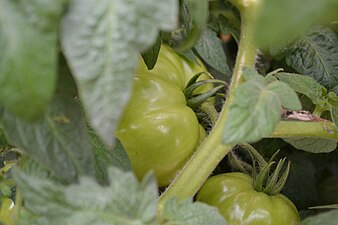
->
[[184, 72, 226, 111], [233, 144, 291, 195], [254, 157, 290, 195]]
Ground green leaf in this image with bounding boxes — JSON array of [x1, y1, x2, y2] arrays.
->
[[300, 210, 338, 225], [61, 0, 178, 147], [195, 28, 231, 76], [222, 76, 281, 144], [255, 0, 338, 46], [13, 166, 158, 225], [89, 127, 132, 185], [0, 0, 66, 120], [175, 0, 208, 52], [283, 138, 337, 153], [19, 208, 40, 225], [163, 198, 228, 225], [274, 73, 326, 104], [213, 12, 240, 43], [0, 56, 94, 182], [327, 91, 338, 106], [0, 129, 10, 151], [242, 67, 267, 83], [265, 81, 302, 110], [330, 105, 338, 130], [142, 35, 162, 70], [282, 153, 318, 210], [281, 26, 338, 91]]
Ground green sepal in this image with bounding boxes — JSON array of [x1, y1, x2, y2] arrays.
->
[[186, 85, 224, 111], [271, 161, 291, 195], [253, 161, 275, 192], [184, 79, 225, 100], [241, 144, 291, 195], [184, 72, 209, 90], [264, 158, 287, 194], [241, 144, 267, 167], [184, 72, 226, 111]]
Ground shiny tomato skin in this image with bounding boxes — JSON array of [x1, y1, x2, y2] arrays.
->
[[196, 172, 300, 225], [116, 45, 208, 187], [0, 197, 16, 225]]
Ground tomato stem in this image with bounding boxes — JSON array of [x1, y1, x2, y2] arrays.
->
[[14, 189, 22, 225], [158, 0, 260, 208], [200, 101, 219, 126], [270, 121, 338, 140], [312, 104, 327, 117], [228, 150, 252, 175]]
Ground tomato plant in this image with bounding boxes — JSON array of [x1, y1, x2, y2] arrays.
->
[[0, 0, 337, 224]]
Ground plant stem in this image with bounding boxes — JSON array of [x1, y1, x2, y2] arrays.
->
[[200, 101, 219, 125], [270, 121, 338, 140], [312, 105, 323, 117], [228, 150, 252, 175], [158, 0, 260, 208], [14, 189, 23, 225]]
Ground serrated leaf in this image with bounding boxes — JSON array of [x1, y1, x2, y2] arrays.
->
[[282, 153, 318, 210], [0, 0, 65, 120], [255, 0, 338, 46], [274, 73, 326, 104], [162, 198, 228, 225], [195, 28, 231, 76], [61, 0, 178, 147], [14, 167, 158, 225], [0, 56, 94, 182], [300, 210, 338, 225], [266, 81, 302, 110], [283, 26, 338, 91], [223, 75, 282, 144], [283, 138, 337, 153]]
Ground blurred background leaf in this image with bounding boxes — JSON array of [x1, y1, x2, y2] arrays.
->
[[255, 0, 338, 47]]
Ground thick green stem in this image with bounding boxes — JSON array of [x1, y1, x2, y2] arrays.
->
[[270, 121, 338, 140], [158, 0, 260, 208]]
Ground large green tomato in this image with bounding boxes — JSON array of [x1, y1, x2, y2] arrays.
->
[[116, 45, 208, 187], [196, 172, 300, 225], [0, 197, 16, 225]]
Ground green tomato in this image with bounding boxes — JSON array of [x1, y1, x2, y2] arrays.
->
[[196, 172, 300, 225], [0, 197, 16, 225], [116, 45, 208, 187]]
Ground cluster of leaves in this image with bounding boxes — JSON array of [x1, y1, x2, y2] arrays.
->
[[0, 0, 229, 224], [0, 0, 337, 224]]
